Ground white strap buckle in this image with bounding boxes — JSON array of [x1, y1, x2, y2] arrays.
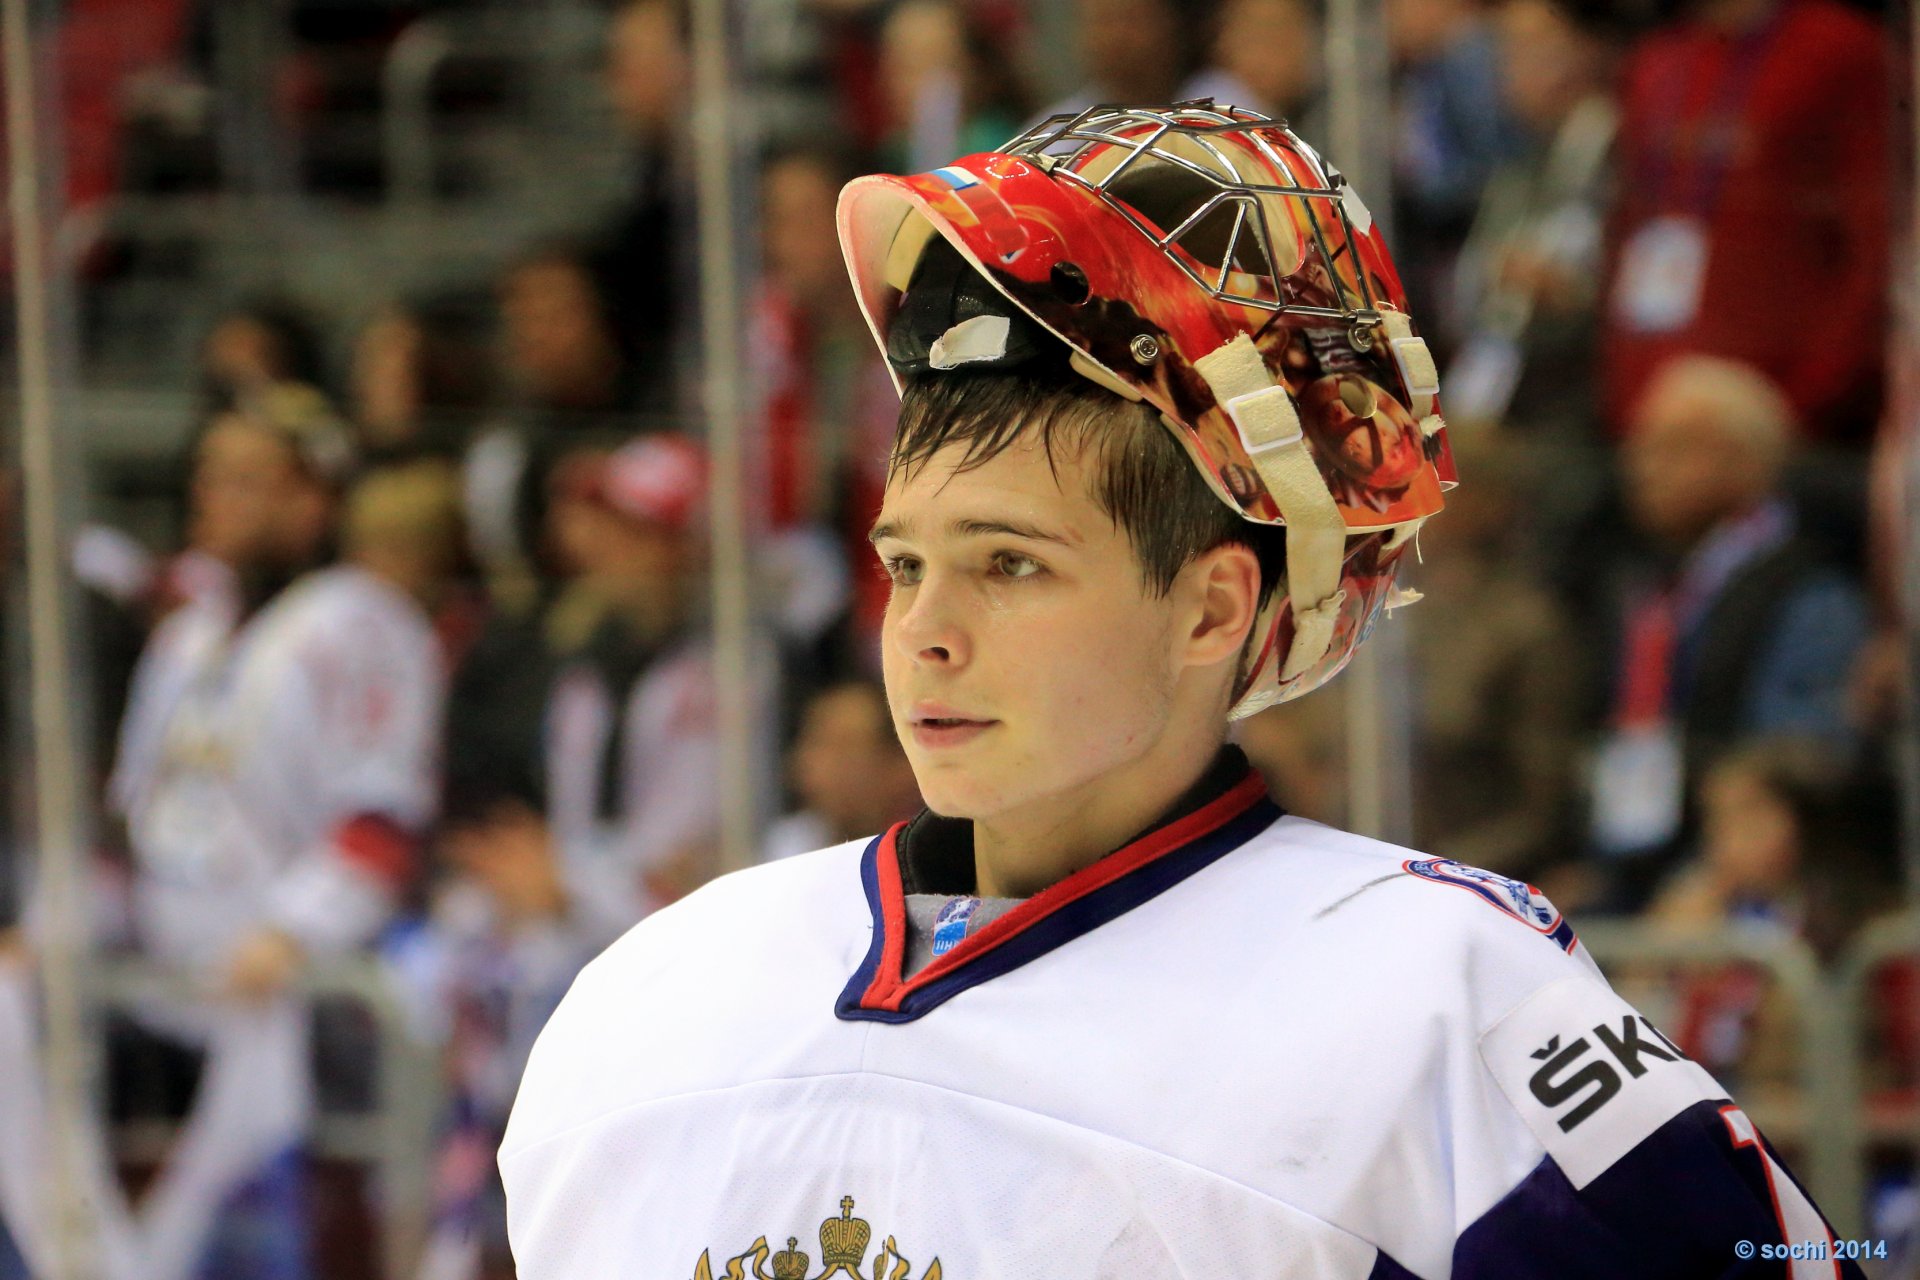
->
[[1222, 385, 1304, 457]]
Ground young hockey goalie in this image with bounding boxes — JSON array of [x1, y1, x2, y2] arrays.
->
[[500, 104, 1859, 1278]]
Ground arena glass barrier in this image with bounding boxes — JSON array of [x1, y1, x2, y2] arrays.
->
[[86, 957, 443, 1280], [67, 920, 1920, 1272]]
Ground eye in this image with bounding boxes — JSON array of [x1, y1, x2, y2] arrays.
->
[[879, 554, 923, 586], [991, 552, 1041, 579]]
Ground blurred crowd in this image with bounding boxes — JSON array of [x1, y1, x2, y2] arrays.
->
[[0, 0, 1906, 1271]]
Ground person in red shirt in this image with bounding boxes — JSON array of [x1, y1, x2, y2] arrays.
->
[[1601, 0, 1891, 442]]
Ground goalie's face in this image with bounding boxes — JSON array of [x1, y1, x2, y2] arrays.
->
[[871, 432, 1190, 825]]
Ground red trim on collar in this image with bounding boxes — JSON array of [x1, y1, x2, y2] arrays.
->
[[858, 770, 1271, 1012], [872, 822, 912, 1001]]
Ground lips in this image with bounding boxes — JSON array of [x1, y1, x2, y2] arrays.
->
[[908, 702, 997, 749], [911, 719, 996, 748]]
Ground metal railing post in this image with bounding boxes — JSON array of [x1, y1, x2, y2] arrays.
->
[[383, 21, 453, 208]]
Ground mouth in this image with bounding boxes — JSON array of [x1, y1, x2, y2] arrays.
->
[[908, 710, 998, 749]]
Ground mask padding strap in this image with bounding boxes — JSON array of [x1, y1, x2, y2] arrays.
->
[[1194, 333, 1347, 682]]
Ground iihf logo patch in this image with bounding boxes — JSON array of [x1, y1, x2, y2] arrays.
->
[[1403, 859, 1579, 952], [930, 896, 980, 958]]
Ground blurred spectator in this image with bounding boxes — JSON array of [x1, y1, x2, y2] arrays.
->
[[1600, 0, 1890, 442], [1042, 0, 1205, 118], [753, 141, 893, 672], [1409, 431, 1586, 879], [198, 299, 330, 414], [340, 457, 482, 662], [402, 436, 725, 1277], [11, 384, 444, 1280], [1646, 738, 1897, 1090], [1445, 0, 1619, 435], [497, 247, 636, 423], [348, 300, 490, 466], [763, 679, 922, 860], [593, 0, 700, 413], [539, 435, 724, 912], [445, 435, 724, 922], [55, 0, 200, 219], [877, 0, 1031, 171], [1586, 356, 1870, 904], [463, 245, 642, 612], [1182, 0, 1324, 126], [1387, 0, 1525, 331]]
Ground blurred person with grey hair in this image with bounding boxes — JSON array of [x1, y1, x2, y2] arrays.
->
[[1585, 355, 1869, 907]]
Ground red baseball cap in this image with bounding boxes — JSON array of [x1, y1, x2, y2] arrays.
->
[[556, 435, 708, 533]]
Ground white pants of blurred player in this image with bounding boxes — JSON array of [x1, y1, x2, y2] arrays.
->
[[0, 964, 311, 1280]]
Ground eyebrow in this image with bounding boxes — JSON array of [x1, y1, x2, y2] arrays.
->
[[867, 516, 1077, 547]]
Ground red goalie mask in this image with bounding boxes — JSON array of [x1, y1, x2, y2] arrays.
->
[[838, 102, 1456, 715]]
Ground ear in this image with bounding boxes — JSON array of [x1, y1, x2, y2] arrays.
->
[[1176, 542, 1262, 671]]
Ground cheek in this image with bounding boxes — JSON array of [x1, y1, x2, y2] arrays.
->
[[996, 591, 1177, 767]]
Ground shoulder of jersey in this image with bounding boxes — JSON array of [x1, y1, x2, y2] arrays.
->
[[148, 593, 229, 652], [505, 837, 873, 1153], [281, 565, 434, 639], [1255, 815, 1589, 967]]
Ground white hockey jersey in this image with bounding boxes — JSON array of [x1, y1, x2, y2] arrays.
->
[[113, 564, 443, 970], [500, 755, 1858, 1279]]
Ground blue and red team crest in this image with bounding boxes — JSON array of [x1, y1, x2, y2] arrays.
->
[[1402, 859, 1579, 953]]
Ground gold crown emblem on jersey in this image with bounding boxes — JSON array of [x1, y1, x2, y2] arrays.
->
[[690, 1193, 943, 1280], [819, 1197, 871, 1268], [772, 1237, 809, 1280]]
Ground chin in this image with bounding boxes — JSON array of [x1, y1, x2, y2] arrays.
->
[[910, 777, 984, 821], [906, 761, 1007, 823]]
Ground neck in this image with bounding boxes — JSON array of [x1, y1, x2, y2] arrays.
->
[[970, 726, 1227, 899], [232, 560, 303, 621], [541, 356, 622, 411], [606, 575, 686, 645], [1666, 495, 1771, 557]]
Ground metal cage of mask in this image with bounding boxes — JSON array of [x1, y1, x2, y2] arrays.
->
[[1001, 102, 1385, 341]]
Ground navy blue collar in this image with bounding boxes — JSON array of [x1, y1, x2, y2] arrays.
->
[[836, 750, 1282, 1023]]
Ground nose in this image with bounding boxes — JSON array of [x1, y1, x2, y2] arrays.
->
[[890, 570, 971, 669]]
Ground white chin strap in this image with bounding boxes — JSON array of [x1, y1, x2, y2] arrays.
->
[[1193, 334, 1348, 683]]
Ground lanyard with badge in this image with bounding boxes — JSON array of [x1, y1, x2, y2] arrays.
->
[[1589, 504, 1790, 855], [1611, 8, 1783, 334]]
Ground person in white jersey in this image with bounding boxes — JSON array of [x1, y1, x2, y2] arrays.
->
[[0, 383, 444, 1280], [501, 105, 1862, 1278]]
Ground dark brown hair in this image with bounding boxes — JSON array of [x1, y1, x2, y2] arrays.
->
[[890, 371, 1288, 611]]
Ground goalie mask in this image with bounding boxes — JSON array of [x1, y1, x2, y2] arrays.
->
[[837, 102, 1456, 717]]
